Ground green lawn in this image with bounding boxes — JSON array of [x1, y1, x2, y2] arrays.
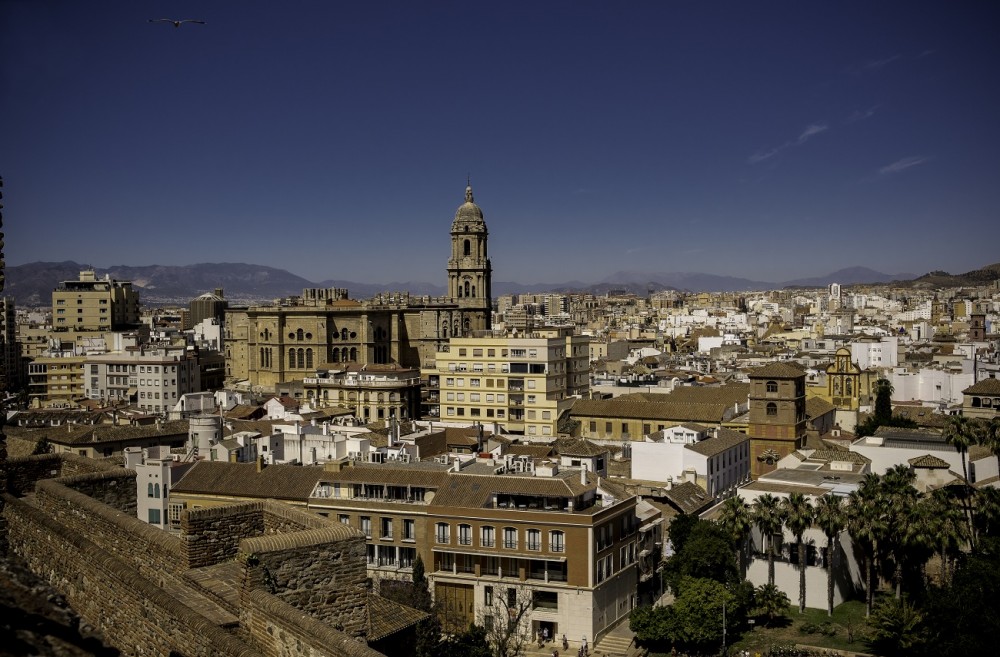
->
[[648, 601, 874, 657], [730, 601, 872, 655]]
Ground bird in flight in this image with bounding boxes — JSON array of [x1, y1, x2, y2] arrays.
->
[[148, 19, 206, 28]]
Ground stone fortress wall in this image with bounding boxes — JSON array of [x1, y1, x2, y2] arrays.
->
[[2, 453, 384, 657]]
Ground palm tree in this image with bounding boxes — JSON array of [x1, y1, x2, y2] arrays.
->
[[880, 464, 922, 599], [718, 495, 753, 575], [782, 492, 813, 613], [944, 415, 978, 550], [923, 489, 966, 586], [847, 474, 884, 617], [754, 583, 791, 627], [752, 493, 782, 586], [813, 494, 846, 616]]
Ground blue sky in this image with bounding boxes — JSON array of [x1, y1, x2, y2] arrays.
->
[[2, 1, 999, 285]]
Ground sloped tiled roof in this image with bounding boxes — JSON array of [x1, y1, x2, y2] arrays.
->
[[751, 362, 807, 379], [556, 438, 610, 457], [621, 383, 751, 407], [684, 427, 748, 457], [805, 397, 837, 418], [963, 378, 1000, 395], [15, 419, 190, 446], [660, 481, 712, 515], [569, 399, 730, 423], [171, 461, 325, 500], [367, 595, 429, 641], [430, 470, 600, 509], [908, 454, 950, 468]]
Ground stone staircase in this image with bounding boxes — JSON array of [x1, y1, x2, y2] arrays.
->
[[593, 632, 635, 656]]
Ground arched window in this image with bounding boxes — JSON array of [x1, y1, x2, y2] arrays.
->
[[147, 483, 154, 498], [350, 347, 357, 361], [297, 348, 305, 369], [341, 328, 349, 341], [296, 328, 304, 341], [464, 239, 471, 256], [154, 483, 160, 499], [766, 380, 778, 393], [259, 347, 265, 365], [471, 286, 476, 297], [457, 285, 462, 298], [332, 347, 340, 363], [464, 281, 470, 297], [766, 402, 777, 416], [306, 348, 313, 369], [442, 322, 450, 337], [289, 348, 295, 367]]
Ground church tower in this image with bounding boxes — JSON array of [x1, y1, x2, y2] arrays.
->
[[447, 184, 492, 332]]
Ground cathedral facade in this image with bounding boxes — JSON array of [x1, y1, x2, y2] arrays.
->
[[224, 186, 492, 391]]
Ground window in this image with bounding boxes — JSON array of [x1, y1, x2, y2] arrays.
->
[[527, 529, 541, 551], [503, 527, 517, 549], [484, 585, 493, 606], [381, 517, 393, 539], [339, 514, 350, 524], [148, 509, 161, 524], [147, 483, 154, 498], [404, 519, 416, 540], [436, 522, 450, 544], [361, 516, 372, 537], [458, 524, 472, 545], [766, 380, 778, 393], [550, 530, 565, 553], [481, 525, 495, 548], [766, 402, 778, 416]]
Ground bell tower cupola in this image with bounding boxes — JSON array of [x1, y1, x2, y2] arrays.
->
[[447, 184, 492, 316]]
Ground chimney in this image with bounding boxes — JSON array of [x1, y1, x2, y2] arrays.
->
[[256, 455, 265, 472], [453, 458, 461, 472], [581, 462, 588, 486]]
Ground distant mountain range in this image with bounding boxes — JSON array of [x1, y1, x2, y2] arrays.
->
[[4, 261, 996, 307]]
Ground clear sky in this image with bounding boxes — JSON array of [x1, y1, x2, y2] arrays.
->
[[2, 1, 999, 285]]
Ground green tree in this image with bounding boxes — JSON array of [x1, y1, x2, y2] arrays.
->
[[753, 583, 790, 626], [781, 492, 813, 613], [669, 577, 737, 654], [924, 489, 967, 586], [718, 495, 753, 575], [752, 493, 783, 587], [880, 464, 927, 599], [847, 474, 884, 616], [944, 415, 978, 549], [867, 596, 926, 655], [437, 624, 491, 657], [667, 512, 699, 555], [873, 378, 894, 424], [664, 519, 738, 595], [629, 605, 676, 651], [813, 494, 846, 616]]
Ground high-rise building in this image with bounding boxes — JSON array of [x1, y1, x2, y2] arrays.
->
[[52, 269, 140, 331], [430, 327, 589, 438]]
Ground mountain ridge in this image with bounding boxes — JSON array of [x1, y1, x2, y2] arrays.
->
[[4, 261, 994, 306]]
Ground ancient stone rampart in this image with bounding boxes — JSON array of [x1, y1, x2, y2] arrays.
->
[[6, 453, 119, 496], [241, 525, 369, 637]]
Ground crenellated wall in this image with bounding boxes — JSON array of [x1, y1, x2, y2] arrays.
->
[[2, 455, 386, 657]]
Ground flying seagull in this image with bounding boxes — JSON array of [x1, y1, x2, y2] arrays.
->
[[148, 19, 206, 28]]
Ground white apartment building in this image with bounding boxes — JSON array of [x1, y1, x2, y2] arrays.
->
[[849, 336, 898, 370], [86, 345, 201, 412], [631, 424, 750, 497]]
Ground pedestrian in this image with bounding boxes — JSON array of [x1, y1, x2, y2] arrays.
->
[[543, 626, 550, 643]]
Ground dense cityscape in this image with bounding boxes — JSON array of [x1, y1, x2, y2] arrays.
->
[[3, 2, 999, 656], [1, 181, 999, 656]]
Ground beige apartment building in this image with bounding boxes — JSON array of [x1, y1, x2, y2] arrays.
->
[[52, 269, 140, 331], [428, 327, 590, 437], [299, 364, 422, 422]]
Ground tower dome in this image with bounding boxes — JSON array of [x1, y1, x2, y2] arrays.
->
[[452, 185, 487, 231]]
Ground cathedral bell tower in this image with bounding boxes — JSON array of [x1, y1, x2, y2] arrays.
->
[[447, 184, 492, 331]]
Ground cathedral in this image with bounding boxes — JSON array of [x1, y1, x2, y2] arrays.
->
[[223, 185, 493, 391]]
